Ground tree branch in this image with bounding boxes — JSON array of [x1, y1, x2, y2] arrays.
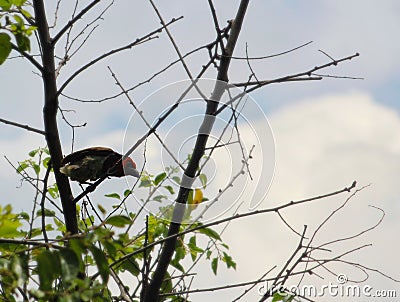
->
[[10, 43, 43, 72], [0, 117, 46, 135], [57, 16, 183, 96], [33, 0, 78, 234], [109, 181, 357, 272], [216, 52, 360, 115], [52, 0, 101, 44], [143, 2, 249, 300], [71, 50, 217, 205]]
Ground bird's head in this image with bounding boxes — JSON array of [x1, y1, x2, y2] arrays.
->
[[122, 157, 140, 178]]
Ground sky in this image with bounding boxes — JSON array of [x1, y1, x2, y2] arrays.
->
[[1, 1, 399, 301]]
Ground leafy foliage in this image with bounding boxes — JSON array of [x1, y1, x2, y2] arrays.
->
[[0, 0, 36, 64], [0, 148, 237, 301]]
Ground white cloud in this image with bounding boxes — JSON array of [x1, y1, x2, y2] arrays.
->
[[189, 91, 400, 301]]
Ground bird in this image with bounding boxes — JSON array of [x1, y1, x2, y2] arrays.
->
[[59, 147, 140, 183]]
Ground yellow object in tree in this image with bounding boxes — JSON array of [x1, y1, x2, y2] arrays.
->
[[188, 188, 203, 211]]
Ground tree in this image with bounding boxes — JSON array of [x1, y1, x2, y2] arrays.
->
[[1, 1, 395, 301]]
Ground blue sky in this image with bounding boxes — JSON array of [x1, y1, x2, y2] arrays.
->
[[1, 1, 399, 301]]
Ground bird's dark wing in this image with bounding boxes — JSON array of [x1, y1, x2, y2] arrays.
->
[[102, 152, 123, 175], [61, 147, 118, 165]]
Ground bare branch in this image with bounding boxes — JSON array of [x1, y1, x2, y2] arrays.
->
[[107, 67, 184, 170], [159, 266, 276, 298], [148, 0, 208, 101], [142, 2, 250, 300], [49, 0, 62, 28], [216, 52, 360, 115], [110, 181, 356, 275], [4, 156, 63, 213], [312, 73, 364, 80], [231, 40, 313, 60], [60, 39, 219, 103], [232, 76, 323, 87], [52, 0, 101, 44], [57, 16, 183, 96], [10, 43, 43, 72], [0, 117, 46, 135]]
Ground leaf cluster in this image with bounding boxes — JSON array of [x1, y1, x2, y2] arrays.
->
[[0, 148, 237, 301], [0, 0, 36, 64]]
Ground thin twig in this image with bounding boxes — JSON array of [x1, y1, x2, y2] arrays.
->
[[107, 67, 184, 170], [57, 16, 183, 96], [216, 53, 360, 115], [109, 181, 357, 269], [40, 164, 52, 245], [0, 117, 46, 135], [231, 41, 313, 60], [10, 43, 43, 72], [52, 0, 101, 44]]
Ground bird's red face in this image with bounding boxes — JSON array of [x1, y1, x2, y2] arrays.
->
[[122, 157, 140, 177]]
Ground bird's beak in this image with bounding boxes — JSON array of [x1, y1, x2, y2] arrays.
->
[[125, 167, 140, 178]]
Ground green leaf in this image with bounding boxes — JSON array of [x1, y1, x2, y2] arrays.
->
[[174, 246, 186, 263], [221, 243, 229, 250], [154, 172, 166, 186], [29, 227, 42, 238], [199, 173, 207, 188], [11, 253, 28, 286], [104, 193, 120, 200], [13, 14, 23, 25], [16, 161, 29, 173], [222, 252, 236, 270], [15, 34, 30, 52], [172, 176, 180, 184], [43, 157, 51, 169], [59, 248, 79, 282], [198, 227, 221, 241], [37, 250, 60, 291], [28, 149, 38, 157], [211, 257, 218, 275], [19, 211, 29, 221], [97, 204, 106, 215], [120, 258, 140, 277], [0, 218, 22, 238], [11, 0, 26, 6], [187, 189, 193, 204], [188, 235, 203, 261], [139, 179, 152, 187], [20, 9, 32, 19], [89, 245, 109, 284], [0, 0, 12, 10], [105, 215, 131, 227], [48, 186, 59, 199], [45, 224, 54, 231], [68, 239, 86, 272], [123, 189, 132, 197], [152, 194, 166, 202], [272, 292, 295, 302], [171, 260, 185, 273], [102, 240, 118, 258], [32, 163, 40, 175], [36, 208, 55, 217], [164, 185, 174, 195]]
